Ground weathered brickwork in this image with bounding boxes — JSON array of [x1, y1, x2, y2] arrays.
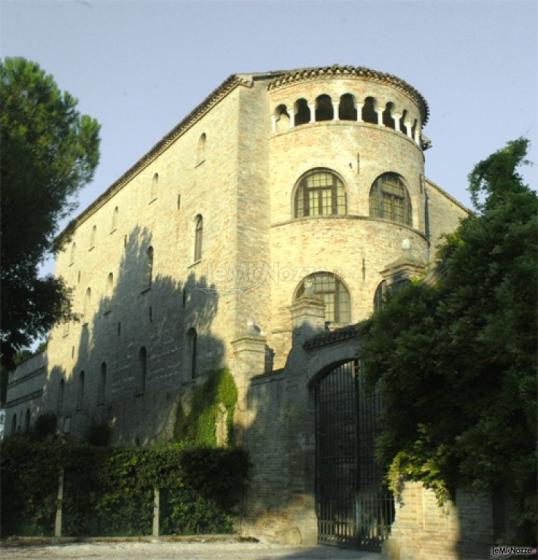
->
[[6, 65, 480, 553]]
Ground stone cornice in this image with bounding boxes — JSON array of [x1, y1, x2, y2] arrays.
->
[[58, 74, 254, 240], [267, 65, 429, 125]]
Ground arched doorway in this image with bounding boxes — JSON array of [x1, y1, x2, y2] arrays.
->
[[314, 359, 394, 549]]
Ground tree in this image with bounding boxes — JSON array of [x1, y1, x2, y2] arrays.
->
[[362, 138, 537, 542], [0, 57, 100, 380]]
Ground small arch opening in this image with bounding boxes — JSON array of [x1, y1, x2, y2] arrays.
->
[[274, 104, 290, 132], [401, 110, 409, 136], [139, 347, 147, 393], [145, 246, 154, 288], [151, 173, 159, 200], [382, 102, 396, 129], [194, 215, 203, 262], [187, 328, 197, 379], [339, 94, 357, 120], [111, 206, 119, 231], [84, 287, 92, 318], [25, 409, 31, 432], [362, 97, 377, 124], [315, 94, 333, 121], [77, 370, 85, 409], [90, 225, 96, 249], [196, 133, 206, 165], [294, 99, 310, 126], [99, 362, 107, 405]]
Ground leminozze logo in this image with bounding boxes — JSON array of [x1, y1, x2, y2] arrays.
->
[[490, 546, 537, 558]]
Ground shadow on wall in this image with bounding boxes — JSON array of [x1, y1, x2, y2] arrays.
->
[[39, 225, 225, 445], [238, 312, 495, 559]]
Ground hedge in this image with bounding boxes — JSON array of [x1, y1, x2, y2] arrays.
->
[[0, 438, 248, 537]]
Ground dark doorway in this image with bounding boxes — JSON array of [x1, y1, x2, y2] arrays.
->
[[314, 360, 394, 550]]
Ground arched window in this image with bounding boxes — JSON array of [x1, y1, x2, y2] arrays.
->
[[98, 362, 107, 405], [107, 272, 114, 305], [362, 97, 377, 124], [84, 287, 92, 318], [11, 414, 16, 435], [145, 247, 154, 288], [194, 215, 203, 261], [315, 95, 333, 121], [339, 94, 357, 120], [187, 328, 197, 379], [373, 280, 388, 312], [401, 110, 409, 136], [77, 370, 85, 409], [111, 206, 119, 231], [139, 347, 147, 393], [294, 98, 310, 126], [196, 133, 206, 165], [382, 102, 396, 129], [369, 173, 412, 226], [90, 225, 96, 249], [294, 169, 346, 218], [58, 379, 65, 414], [295, 272, 351, 324], [274, 104, 290, 132], [151, 173, 158, 200], [25, 409, 31, 432], [70, 242, 76, 265]]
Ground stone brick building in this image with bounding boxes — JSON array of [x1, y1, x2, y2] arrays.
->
[[7, 66, 487, 557]]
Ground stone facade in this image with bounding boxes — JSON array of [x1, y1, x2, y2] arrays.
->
[[6, 65, 475, 554]]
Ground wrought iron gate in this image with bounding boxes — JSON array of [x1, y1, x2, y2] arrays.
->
[[314, 360, 394, 550]]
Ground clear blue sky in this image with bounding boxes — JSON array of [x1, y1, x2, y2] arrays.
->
[[2, 0, 537, 259]]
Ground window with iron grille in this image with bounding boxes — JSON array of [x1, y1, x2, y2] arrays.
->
[[369, 173, 412, 226], [296, 272, 350, 324], [295, 169, 346, 218]]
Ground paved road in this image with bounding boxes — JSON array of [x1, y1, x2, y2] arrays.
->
[[0, 541, 383, 560]]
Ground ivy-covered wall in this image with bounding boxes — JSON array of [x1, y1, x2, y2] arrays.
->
[[174, 369, 237, 446], [1, 438, 248, 537]]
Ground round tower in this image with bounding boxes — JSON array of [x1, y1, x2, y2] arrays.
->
[[266, 65, 430, 363]]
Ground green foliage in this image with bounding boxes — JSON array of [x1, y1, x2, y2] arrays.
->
[[0, 439, 248, 537], [0, 57, 100, 371], [174, 369, 238, 446], [363, 138, 537, 543]]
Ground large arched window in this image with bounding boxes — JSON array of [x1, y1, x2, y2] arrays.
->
[[373, 280, 388, 312], [294, 169, 346, 218], [194, 215, 203, 261], [369, 173, 412, 226], [295, 272, 351, 324]]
